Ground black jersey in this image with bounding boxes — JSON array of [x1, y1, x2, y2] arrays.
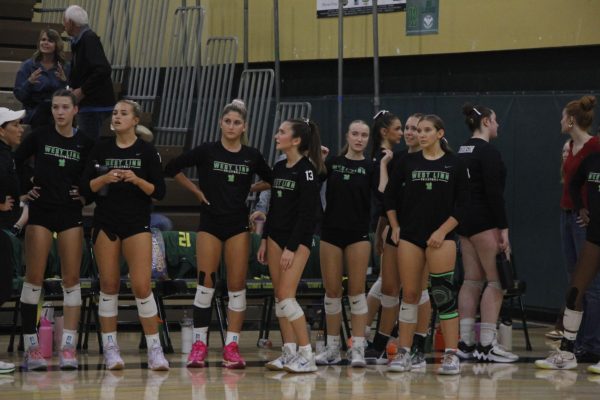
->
[[0, 141, 20, 228], [14, 126, 93, 209], [165, 141, 272, 221], [384, 151, 470, 238], [370, 148, 401, 229], [457, 138, 508, 229], [571, 152, 600, 220], [82, 137, 165, 227], [264, 157, 319, 251], [323, 155, 375, 233]]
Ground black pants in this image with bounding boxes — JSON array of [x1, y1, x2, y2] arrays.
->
[[0, 229, 14, 305]]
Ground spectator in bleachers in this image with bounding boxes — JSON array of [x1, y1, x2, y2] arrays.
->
[[13, 29, 68, 128], [63, 5, 115, 140]]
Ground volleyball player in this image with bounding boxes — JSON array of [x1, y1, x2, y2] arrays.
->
[[165, 100, 272, 369], [456, 103, 518, 363], [315, 120, 374, 367], [384, 114, 469, 375], [15, 90, 93, 370], [82, 100, 169, 371], [257, 118, 325, 373]]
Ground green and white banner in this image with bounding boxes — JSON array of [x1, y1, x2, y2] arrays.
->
[[317, 0, 406, 18], [406, 0, 439, 35]]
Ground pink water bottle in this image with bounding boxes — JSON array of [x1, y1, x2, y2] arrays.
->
[[39, 317, 53, 358]]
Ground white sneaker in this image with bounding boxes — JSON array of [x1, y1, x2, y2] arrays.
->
[[348, 345, 366, 368], [103, 343, 125, 370], [283, 352, 318, 373], [588, 361, 600, 374], [535, 350, 577, 370], [315, 344, 341, 366], [411, 350, 426, 369], [388, 348, 412, 373], [475, 343, 519, 363], [147, 343, 170, 371], [437, 351, 460, 375], [0, 361, 15, 374], [266, 346, 296, 371]]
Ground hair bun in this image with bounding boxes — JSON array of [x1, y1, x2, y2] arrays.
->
[[135, 125, 154, 142], [462, 102, 475, 116], [231, 99, 246, 108], [580, 95, 597, 112]]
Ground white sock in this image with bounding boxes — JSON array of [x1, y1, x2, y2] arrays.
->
[[298, 344, 312, 357], [353, 336, 366, 348], [459, 318, 476, 345], [145, 333, 161, 348], [61, 329, 78, 349], [283, 342, 297, 354], [24, 334, 39, 351], [327, 335, 340, 347], [225, 331, 240, 345], [479, 323, 496, 346], [364, 325, 372, 340], [102, 331, 118, 347], [193, 327, 208, 344]]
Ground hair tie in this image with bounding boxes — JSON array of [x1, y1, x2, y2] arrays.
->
[[472, 107, 482, 116], [373, 110, 389, 120]]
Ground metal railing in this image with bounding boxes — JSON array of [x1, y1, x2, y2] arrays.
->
[[237, 69, 274, 156]]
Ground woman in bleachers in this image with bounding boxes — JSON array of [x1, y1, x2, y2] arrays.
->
[[165, 100, 272, 369], [81, 99, 168, 371], [14, 90, 93, 371], [13, 29, 69, 129]]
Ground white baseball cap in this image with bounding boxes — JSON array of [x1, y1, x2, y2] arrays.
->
[[0, 108, 25, 126]]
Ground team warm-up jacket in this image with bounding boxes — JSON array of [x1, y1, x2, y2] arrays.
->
[[383, 151, 470, 238], [15, 126, 94, 209], [164, 141, 273, 222], [323, 155, 376, 233], [457, 137, 508, 229], [263, 157, 320, 251], [81, 137, 165, 226]]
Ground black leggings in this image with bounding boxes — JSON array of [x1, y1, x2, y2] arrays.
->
[[566, 240, 600, 311]]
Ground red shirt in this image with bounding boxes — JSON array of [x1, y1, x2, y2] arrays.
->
[[561, 135, 600, 210]]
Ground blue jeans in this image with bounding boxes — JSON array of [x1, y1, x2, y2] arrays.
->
[[77, 111, 112, 141], [560, 210, 600, 354]]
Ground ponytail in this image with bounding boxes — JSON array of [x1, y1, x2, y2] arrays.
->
[[288, 118, 326, 175], [462, 102, 493, 133], [371, 110, 399, 159]]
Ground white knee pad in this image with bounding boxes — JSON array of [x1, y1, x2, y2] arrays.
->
[[194, 285, 215, 309], [418, 289, 430, 306], [228, 289, 247, 312], [277, 298, 304, 321], [398, 301, 418, 324], [381, 294, 399, 308], [463, 279, 485, 290], [20, 282, 42, 305], [98, 292, 119, 317], [136, 293, 158, 318], [63, 284, 82, 307], [486, 281, 503, 291], [274, 298, 284, 318], [324, 295, 342, 315], [367, 277, 383, 300], [349, 293, 368, 315]]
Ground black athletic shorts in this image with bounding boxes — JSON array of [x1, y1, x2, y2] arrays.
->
[[400, 231, 457, 250], [92, 222, 150, 244], [320, 227, 369, 250], [198, 213, 249, 242], [457, 205, 496, 237], [28, 202, 82, 233], [268, 229, 313, 251]]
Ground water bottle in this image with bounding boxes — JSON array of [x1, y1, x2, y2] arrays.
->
[[180, 311, 193, 354], [498, 320, 513, 350], [258, 338, 273, 349], [39, 317, 53, 358], [315, 331, 325, 354]]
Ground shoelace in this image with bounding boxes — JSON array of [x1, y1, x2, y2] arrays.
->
[[442, 352, 457, 366], [62, 347, 76, 359], [29, 348, 44, 359], [226, 343, 243, 361], [149, 346, 166, 364], [190, 342, 206, 358]]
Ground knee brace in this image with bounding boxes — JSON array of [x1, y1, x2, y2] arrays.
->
[[98, 292, 119, 317], [63, 284, 82, 307], [430, 271, 458, 320], [194, 285, 215, 309], [368, 276, 383, 300], [349, 294, 368, 315], [418, 289, 430, 306], [324, 295, 342, 315], [462, 279, 484, 290], [20, 282, 42, 305], [566, 286, 581, 310], [275, 298, 284, 318], [398, 301, 418, 324], [563, 307, 583, 340], [277, 298, 304, 321], [381, 294, 399, 308], [136, 293, 158, 318], [228, 289, 247, 312], [486, 281, 504, 292]]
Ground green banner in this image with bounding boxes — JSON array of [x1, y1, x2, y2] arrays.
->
[[406, 0, 439, 35]]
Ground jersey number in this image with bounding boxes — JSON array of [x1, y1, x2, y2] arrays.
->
[[178, 232, 192, 247], [305, 170, 314, 181]]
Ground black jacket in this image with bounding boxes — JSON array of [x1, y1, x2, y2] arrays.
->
[[69, 29, 115, 108]]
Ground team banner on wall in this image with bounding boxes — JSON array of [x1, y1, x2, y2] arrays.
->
[[406, 0, 439, 35], [317, 0, 406, 18]]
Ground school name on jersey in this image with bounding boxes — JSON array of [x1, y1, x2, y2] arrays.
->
[[458, 145, 475, 154], [213, 161, 249, 175], [273, 178, 296, 191], [44, 145, 80, 161], [411, 170, 450, 183], [105, 158, 142, 169], [332, 164, 366, 175], [588, 172, 600, 184]]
